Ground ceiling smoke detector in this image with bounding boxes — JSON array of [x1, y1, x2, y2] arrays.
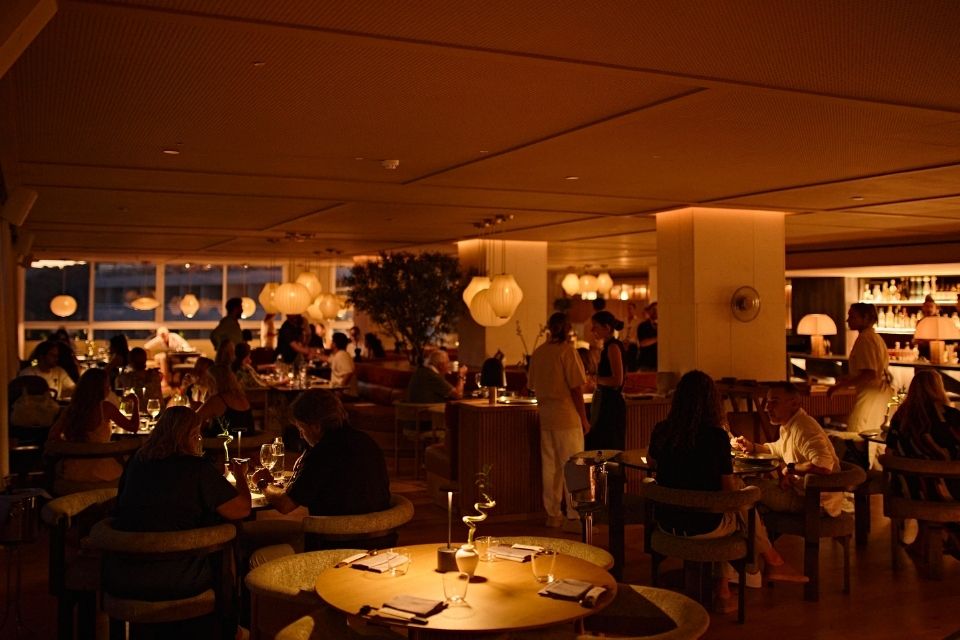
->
[[381, 159, 400, 170]]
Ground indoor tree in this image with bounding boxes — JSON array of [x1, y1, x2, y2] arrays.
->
[[346, 251, 462, 364]]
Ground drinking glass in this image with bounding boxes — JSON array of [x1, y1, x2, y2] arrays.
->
[[260, 444, 276, 472], [531, 549, 558, 583], [388, 548, 411, 577], [476, 535, 499, 562], [119, 395, 136, 419], [146, 398, 161, 420], [442, 571, 469, 605]]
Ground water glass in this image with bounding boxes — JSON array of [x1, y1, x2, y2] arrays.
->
[[531, 549, 558, 583], [388, 548, 411, 576], [476, 535, 499, 562], [442, 571, 469, 605]]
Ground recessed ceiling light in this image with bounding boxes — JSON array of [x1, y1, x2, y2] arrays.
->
[[850, 195, 865, 201], [354, 156, 365, 161], [162, 148, 180, 155], [564, 176, 580, 181], [252, 60, 266, 67], [479, 150, 489, 154]]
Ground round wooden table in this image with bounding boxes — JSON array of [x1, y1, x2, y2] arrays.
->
[[315, 543, 617, 636]]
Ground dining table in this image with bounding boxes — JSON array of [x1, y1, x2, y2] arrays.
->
[[315, 543, 617, 638]]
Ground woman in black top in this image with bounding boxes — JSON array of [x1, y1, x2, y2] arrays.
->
[[649, 370, 794, 611], [111, 406, 250, 600], [585, 311, 626, 450]]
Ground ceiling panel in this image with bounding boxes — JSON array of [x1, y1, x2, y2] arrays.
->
[[28, 186, 332, 229], [847, 195, 960, 218], [34, 230, 232, 254], [206, 237, 406, 258], [499, 215, 656, 242], [421, 88, 960, 202]]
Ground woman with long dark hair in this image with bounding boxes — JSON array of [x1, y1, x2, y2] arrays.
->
[[48, 368, 139, 483], [886, 369, 960, 558], [585, 310, 626, 450]]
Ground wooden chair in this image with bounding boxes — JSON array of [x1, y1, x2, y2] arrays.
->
[[826, 429, 880, 546], [640, 480, 760, 623], [43, 438, 142, 496], [879, 453, 960, 579], [393, 402, 445, 479], [762, 461, 866, 601], [301, 494, 414, 551], [41, 488, 118, 640], [87, 518, 237, 640]]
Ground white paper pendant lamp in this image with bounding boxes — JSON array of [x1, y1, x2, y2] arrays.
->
[[462, 276, 491, 306], [469, 288, 509, 327], [241, 296, 257, 319], [131, 296, 160, 311], [295, 271, 322, 298], [487, 274, 523, 318], [561, 272, 580, 296], [274, 282, 312, 315], [179, 293, 200, 318], [258, 282, 280, 314], [318, 293, 341, 319], [50, 295, 77, 318], [306, 296, 325, 321], [579, 274, 599, 294], [597, 272, 614, 296]]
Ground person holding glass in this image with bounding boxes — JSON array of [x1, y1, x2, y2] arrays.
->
[[47, 368, 140, 484]]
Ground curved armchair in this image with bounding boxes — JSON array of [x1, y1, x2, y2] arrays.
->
[[640, 480, 760, 623], [301, 494, 414, 551], [44, 438, 142, 496], [879, 453, 960, 579], [498, 536, 614, 570], [86, 518, 237, 639], [42, 488, 118, 640], [763, 461, 866, 601]]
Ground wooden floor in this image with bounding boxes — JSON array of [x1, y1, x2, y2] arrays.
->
[[8, 479, 960, 639]]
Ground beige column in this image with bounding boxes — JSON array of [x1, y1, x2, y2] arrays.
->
[[457, 240, 547, 368], [656, 207, 786, 381]]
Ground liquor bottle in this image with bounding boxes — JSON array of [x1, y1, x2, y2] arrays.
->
[[877, 307, 886, 328], [922, 276, 931, 296], [863, 284, 872, 301], [931, 275, 938, 294]]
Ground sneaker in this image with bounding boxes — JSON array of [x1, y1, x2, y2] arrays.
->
[[561, 518, 582, 534], [545, 515, 564, 528]]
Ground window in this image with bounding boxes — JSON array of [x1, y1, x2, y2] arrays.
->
[[226, 265, 281, 321], [163, 264, 223, 322], [94, 263, 157, 321], [24, 262, 90, 321]]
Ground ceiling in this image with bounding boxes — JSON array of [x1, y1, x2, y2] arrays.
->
[[5, 0, 960, 271]]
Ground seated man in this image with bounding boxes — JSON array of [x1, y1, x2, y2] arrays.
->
[[20, 340, 76, 400], [116, 347, 164, 404], [143, 326, 192, 354], [735, 381, 843, 517], [253, 389, 390, 534], [405, 350, 466, 403]]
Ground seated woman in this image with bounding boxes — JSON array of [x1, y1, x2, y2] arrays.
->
[[648, 370, 796, 613], [109, 406, 250, 601], [20, 340, 76, 400], [116, 347, 164, 403], [183, 356, 215, 406], [232, 342, 267, 388], [197, 364, 255, 436], [105, 334, 130, 392], [886, 368, 960, 558], [47, 368, 139, 484]]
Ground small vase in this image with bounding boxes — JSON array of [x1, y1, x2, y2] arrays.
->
[[455, 543, 479, 577]]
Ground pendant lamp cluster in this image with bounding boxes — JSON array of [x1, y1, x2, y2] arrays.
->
[[260, 259, 344, 321], [463, 218, 524, 327], [561, 267, 615, 300]]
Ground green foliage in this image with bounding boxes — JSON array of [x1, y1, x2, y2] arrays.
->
[[345, 252, 462, 363]]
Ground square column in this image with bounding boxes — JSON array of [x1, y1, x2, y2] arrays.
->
[[457, 240, 547, 368], [657, 207, 786, 381]]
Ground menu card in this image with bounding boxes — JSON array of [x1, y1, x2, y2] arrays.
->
[[350, 551, 409, 573], [539, 578, 593, 601], [490, 544, 542, 562]]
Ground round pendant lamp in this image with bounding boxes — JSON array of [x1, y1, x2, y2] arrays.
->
[[487, 274, 523, 318], [240, 296, 257, 319], [561, 272, 580, 296], [131, 296, 160, 311], [597, 272, 614, 296], [274, 282, 312, 315], [579, 274, 599, 294], [295, 271, 322, 298], [469, 288, 509, 327], [462, 276, 491, 306], [179, 293, 200, 318], [318, 293, 341, 319], [306, 296, 325, 321], [50, 295, 77, 318], [258, 282, 280, 314]]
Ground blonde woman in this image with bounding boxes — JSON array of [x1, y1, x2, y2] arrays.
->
[[197, 364, 254, 435]]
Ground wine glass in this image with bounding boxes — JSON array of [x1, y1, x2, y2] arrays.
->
[[260, 444, 276, 473], [119, 395, 136, 419], [146, 398, 161, 420]]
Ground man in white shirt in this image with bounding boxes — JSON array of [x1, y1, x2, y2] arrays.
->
[[144, 326, 192, 353], [735, 382, 843, 517], [19, 341, 75, 400], [327, 332, 357, 397]]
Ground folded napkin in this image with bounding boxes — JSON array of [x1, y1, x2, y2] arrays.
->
[[382, 595, 446, 617], [491, 545, 537, 562], [350, 551, 410, 573], [539, 578, 594, 601]]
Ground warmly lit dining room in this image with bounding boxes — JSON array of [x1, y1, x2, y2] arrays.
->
[[1, 1, 960, 639]]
